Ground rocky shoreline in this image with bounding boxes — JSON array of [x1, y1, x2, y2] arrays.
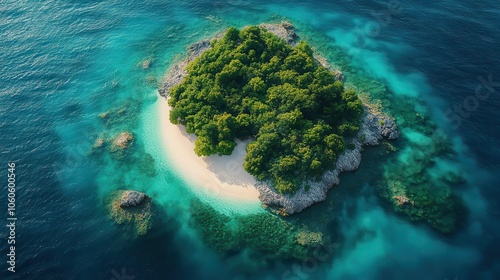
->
[[159, 22, 400, 214], [256, 101, 399, 214]]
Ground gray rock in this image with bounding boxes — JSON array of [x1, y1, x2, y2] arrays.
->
[[333, 70, 345, 82], [120, 190, 146, 207], [260, 22, 297, 45], [256, 141, 362, 214], [380, 117, 400, 139], [359, 105, 400, 146], [187, 40, 211, 59], [158, 40, 212, 98]]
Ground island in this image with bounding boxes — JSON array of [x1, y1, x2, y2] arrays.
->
[[159, 22, 399, 215]]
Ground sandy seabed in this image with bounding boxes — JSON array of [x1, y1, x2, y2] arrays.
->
[[157, 93, 261, 202]]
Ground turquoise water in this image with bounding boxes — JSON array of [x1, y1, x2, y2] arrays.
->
[[1, 0, 499, 279]]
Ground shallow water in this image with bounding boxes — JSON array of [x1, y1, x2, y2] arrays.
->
[[1, 0, 499, 279]]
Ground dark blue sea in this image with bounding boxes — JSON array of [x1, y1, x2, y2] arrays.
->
[[1, 0, 499, 279]]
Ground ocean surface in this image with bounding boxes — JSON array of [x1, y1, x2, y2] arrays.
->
[[1, 0, 499, 279]]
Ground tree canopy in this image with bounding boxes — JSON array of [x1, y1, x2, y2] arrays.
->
[[168, 26, 363, 194]]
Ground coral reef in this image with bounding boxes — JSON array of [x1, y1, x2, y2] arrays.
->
[[112, 132, 134, 150], [98, 100, 143, 129], [189, 200, 329, 261], [374, 101, 467, 233], [93, 138, 104, 148], [296, 230, 324, 247], [377, 151, 466, 234]]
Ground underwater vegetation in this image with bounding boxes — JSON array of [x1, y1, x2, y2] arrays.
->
[[90, 88, 160, 237], [88, 96, 159, 179], [98, 99, 144, 131], [189, 199, 328, 261], [350, 73, 467, 234], [89, 127, 158, 179], [376, 128, 466, 234]]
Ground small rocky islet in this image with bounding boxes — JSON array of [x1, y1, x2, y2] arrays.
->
[[107, 190, 153, 236]]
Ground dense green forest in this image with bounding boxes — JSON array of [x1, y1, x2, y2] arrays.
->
[[168, 26, 363, 193]]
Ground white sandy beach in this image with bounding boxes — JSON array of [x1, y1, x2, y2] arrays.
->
[[157, 93, 261, 201]]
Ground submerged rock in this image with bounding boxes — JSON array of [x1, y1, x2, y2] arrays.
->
[[93, 138, 104, 148], [98, 112, 108, 119], [89, 136, 107, 157], [120, 190, 146, 207], [142, 59, 152, 69], [112, 132, 134, 149], [393, 195, 413, 206]]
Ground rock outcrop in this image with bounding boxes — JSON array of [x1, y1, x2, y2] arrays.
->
[[107, 190, 153, 236], [142, 59, 152, 69], [260, 22, 297, 45], [158, 40, 212, 98], [159, 22, 400, 215], [93, 138, 104, 148], [112, 132, 134, 149], [119, 190, 146, 207]]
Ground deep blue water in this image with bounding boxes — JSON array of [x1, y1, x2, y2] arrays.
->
[[1, 0, 499, 279]]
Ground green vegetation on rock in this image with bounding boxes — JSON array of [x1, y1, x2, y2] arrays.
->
[[169, 26, 363, 193]]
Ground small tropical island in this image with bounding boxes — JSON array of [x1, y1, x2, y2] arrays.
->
[[159, 22, 399, 215], [92, 23, 465, 259]]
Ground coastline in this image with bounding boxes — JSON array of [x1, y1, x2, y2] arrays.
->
[[157, 93, 261, 202], [158, 22, 399, 214]]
